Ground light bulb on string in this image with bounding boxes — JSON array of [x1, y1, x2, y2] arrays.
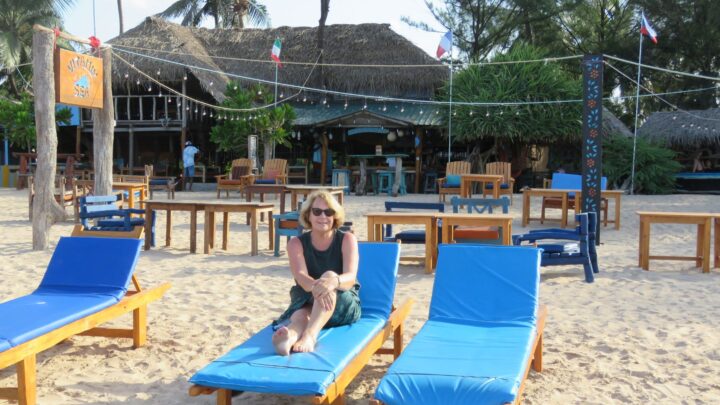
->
[[485, 111, 490, 117], [124, 72, 129, 79], [419, 109, 423, 115], [257, 89, 262, 95], [183, 75, 187, 81], [303, 95, 307, 102], [280, 92, 284, 98], [209, 81, 214, 86], [202, 109, 206, 116], [147, 85, 152, 92], [233, 85, 238, 90], [469, 110, 473, 116], [136, 79, 140, 85], [400, 106, 405, 113], [322, 98, 327, 105], [156, 70, 161, 76], [382, 105, 387, 112]]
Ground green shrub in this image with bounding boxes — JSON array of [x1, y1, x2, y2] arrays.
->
[[603, 134, 681, 194]]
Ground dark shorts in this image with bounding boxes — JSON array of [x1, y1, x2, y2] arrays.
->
[[184, 166, 195, 177]]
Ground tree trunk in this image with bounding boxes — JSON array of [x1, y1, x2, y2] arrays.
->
[[7, 74, 20, 98], [263, 138, 272, 163], [92, 47, 115, 195], [117, 0, 124, 34], [31, 29, 64, 250], [317, 0, 330, 90]]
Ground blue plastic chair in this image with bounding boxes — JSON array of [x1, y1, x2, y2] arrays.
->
[[331, 169, 352, 195], [512, 212, 598, 283], [377, 171, 407, 195], [374, 245, 545, 405], [542, 173, 608, 224], [273, 211, 303, 257], [189, 243, 413, 404], [449, 197, 510, 245]]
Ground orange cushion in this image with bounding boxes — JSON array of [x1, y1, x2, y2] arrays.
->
[[279, 220, 299, 229], [453, 226, 499, 240]]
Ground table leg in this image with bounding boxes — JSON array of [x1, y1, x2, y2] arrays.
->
[[144, 205, 152, 250], [441, 221, 450, 245], [165, 209, 171, 247], [222, 212, 229, 250], [128, 190, 136, 210], [503, 220, 512, 245], [260, 193, 265, 222], [367, 218, 374, 241], [268, 209, 275, 251], [431, 219, 439, 269], [715, 218, 719, 268], [696, 224, 704, 268], [640, 218, 650, 270], [460, 179, 467, 199], [190, 207, 197, 253], [250, 211, 258, 256], [424, 219, 433, 273], [493, 179, 500, 199], [291, 192, 298, 212], [522, 191, 530, 227], [615, 195, 621, 230], [701, 219, 711, 273], [561, 195, 568, 228], [246, 191, 252, 225], [337, 191, 344, 206], [203, 210, 212, 254], [280, 190, 287, 213], [357, 159, 367, 196]]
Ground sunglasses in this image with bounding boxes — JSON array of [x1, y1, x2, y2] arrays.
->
[[311, 208, 336, 217]]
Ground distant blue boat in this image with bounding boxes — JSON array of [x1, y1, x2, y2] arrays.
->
[[675, 172, 720, 194]]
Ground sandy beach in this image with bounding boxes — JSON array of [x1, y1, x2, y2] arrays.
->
[[1, 188, 719, 404]]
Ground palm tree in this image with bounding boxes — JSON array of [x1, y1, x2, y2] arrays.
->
[[0, 0, 71, 97], [156, 0, 269, 29]]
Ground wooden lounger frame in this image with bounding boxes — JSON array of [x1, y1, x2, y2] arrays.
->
[[371, 304, 547, 405], [0, 278, 171, 405], [189, 298, 414, 405]]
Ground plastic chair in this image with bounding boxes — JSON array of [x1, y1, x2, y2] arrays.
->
[[332, 169, 352, 195], [449, 197, 510, 245], [423, 171, 438, 193]]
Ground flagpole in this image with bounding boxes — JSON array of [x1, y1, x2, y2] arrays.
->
[[274, 63, 278, 106], [630, 31, 644, 195], [447, 43, 453, 162]]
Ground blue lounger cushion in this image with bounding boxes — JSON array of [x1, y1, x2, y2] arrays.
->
[[0, 237, 141, 351], [444, 175, 461, 188], [189, 242, 401, 396], [375, 245, 541, 405], [484, 183, 510, 189], [253, 179, 276, 184]]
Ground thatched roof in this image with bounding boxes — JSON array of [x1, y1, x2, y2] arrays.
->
[[638, 108, 720, 147], [108, 17, 445, 103], [602, 107, 632, 138]]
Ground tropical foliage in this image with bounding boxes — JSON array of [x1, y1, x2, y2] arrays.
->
[[156, 0, 270, 28], [210, 82, 295, 161], [0, 95, 70, 150], [603, 133, 681, 194]]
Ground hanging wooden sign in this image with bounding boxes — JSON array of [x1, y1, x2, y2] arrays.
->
[[54, 48, 103, 109]]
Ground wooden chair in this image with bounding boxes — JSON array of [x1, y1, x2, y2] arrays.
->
[[483, 161, 515, 204], [255, 158, 288, 185], [145, 164, 178, 200], [541, 173, 609, 226], [216, 158, 254, 198], [450, 197, 510, 244], [27, 175, 81, 221], [436, 161, 471, 202]]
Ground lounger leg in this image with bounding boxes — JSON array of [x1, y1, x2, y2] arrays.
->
[[393, 322, 404, 359], [532, 334, 543, 372], [330, 393, 346, 405], [17, 354, 37, 405], [216, 389, 232, 405], [133, 305, 147, 348]]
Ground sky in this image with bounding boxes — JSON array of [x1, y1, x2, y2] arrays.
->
[[62, 0, 447, 58]]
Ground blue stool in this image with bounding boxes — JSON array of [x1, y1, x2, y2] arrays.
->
[[378, 171, 408, 195], [332, 169, 352, 195], [424, 171, 438, 193]]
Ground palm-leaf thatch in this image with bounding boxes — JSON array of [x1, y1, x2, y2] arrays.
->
[[602, 107, 632, 138], [638, 108, 720, 147], [108, 17, 445, 103]]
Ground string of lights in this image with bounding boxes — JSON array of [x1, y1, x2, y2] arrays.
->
[[112, 43, 583, 68], [605, 61, 720, 125]]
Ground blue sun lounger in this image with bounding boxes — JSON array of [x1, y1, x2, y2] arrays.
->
[[373, 245, 546, 405], [189, 243, 413, 404], [0, 237, 170, 405]]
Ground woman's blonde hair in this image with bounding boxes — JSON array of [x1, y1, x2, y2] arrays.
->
[[299, 190, 345, 229]]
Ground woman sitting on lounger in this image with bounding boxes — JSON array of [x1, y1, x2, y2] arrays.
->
[[272, 190, 360, 355]]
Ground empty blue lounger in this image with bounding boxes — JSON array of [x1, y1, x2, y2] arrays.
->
[[374, 244, 545, 405], [189, 242, 414, 404], [0, 237, 171, 404]]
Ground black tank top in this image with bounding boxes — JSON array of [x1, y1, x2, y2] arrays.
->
[[299, 230, 346, 279]]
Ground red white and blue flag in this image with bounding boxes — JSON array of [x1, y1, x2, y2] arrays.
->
[[640, 12, 658, 44], [436, 31, 453, 58]]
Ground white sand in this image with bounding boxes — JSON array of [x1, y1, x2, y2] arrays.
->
[[1, 188, 719, 404]]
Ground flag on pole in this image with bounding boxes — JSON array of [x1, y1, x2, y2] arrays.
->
[[436, 31, 453, 58], [640, 12, 658, 43], [271, 38, 282, 66]]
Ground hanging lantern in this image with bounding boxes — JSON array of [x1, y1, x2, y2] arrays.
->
[[387, 131, 397, 142], [397, 129, 404, 138]]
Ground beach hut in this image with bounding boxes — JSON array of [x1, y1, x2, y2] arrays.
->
[[84, 17, 447, 182]]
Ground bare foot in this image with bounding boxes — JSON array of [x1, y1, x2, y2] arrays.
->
[[272, 326, 298, 356], [292, 332, 317, 353]]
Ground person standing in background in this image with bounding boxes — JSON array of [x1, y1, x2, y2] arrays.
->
[[183, 141, 200, 191]]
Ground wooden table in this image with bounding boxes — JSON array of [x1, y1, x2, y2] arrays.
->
[[113, 181, 148, 209], [522, 188, 623, 230], [440, 213, 514, 246], [141, 200, 274, 256], [288, 165, 308, 184], [245, 184, 287, 213], [637, 211, 720, 273], [460, 174, 503, 199], [285, 185, 345, 210], [366, 212, 438, 273], [348, 154, 408, 196], [203, 202, 274, 256]]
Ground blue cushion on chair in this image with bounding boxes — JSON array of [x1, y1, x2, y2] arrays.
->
[[254, 179, 276, 184], [484, 183, 510, 189], [445, 175, 461, 187]]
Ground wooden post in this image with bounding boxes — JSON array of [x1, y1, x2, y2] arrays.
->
[[392, 156, 402, 196], [581, 55, 603, 244], [92, 46, 114, 195], [414, 129, 423, 193], [128, 125, 134, 173], [31, 27, 65, 250], [320, 132, 328, 185], [75, 124, 81, 156]]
